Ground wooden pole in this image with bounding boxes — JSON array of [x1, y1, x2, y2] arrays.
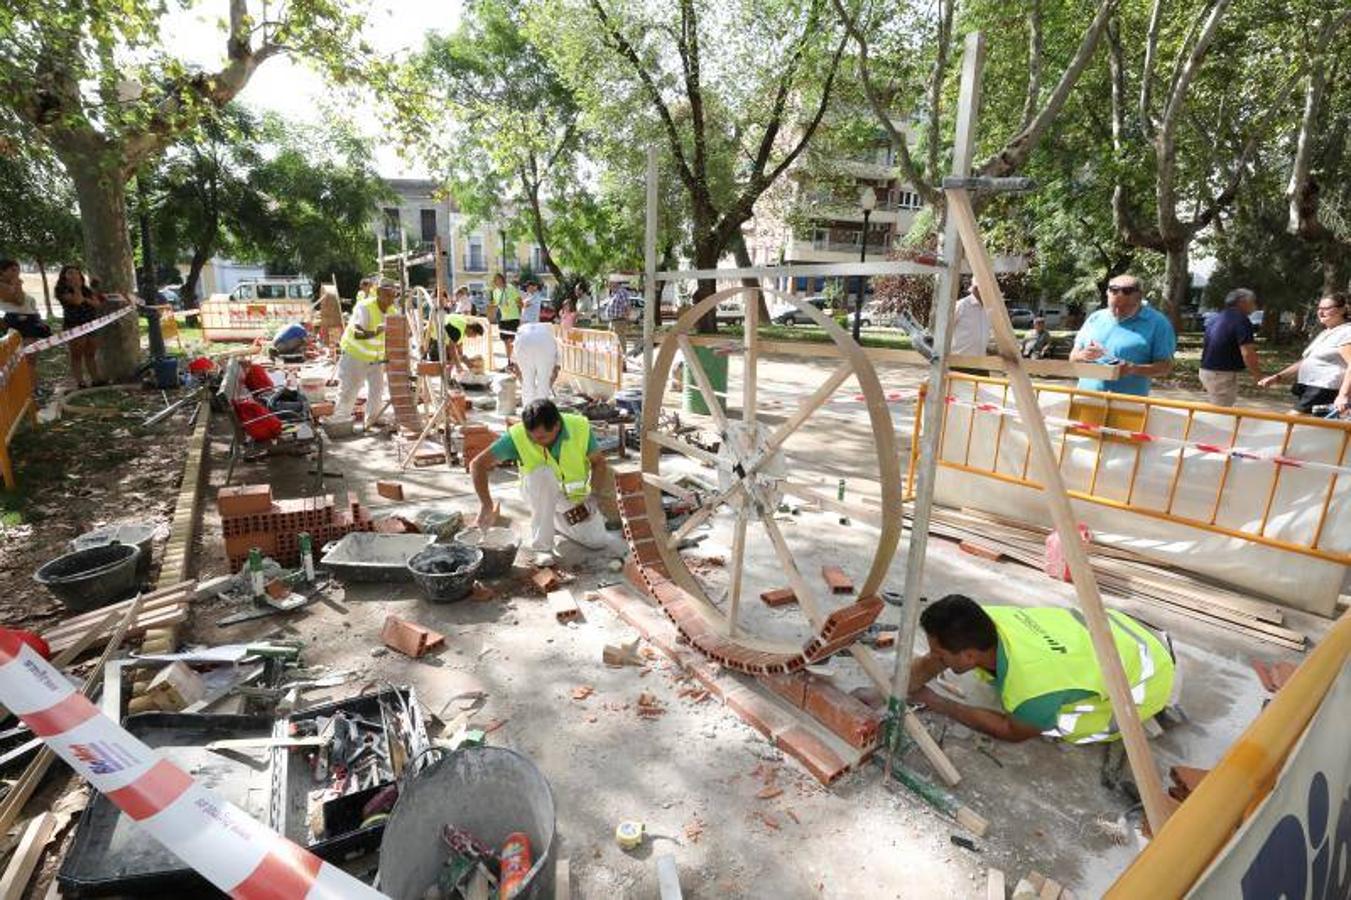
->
[[889, 30, 983, 704], [644, 146, 658, 378], [946, 187, 1174, 833]]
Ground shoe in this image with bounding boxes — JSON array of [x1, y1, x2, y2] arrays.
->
[[531, 551, 557, 568]]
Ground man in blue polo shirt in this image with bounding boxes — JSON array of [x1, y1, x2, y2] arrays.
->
[[1199, 288, 1263, 407], [1070, 275, 1176, 396]]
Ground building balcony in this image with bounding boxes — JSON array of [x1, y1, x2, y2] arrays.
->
[[463, 254, 488, 272]]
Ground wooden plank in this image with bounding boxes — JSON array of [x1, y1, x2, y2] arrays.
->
[[948, 186, 1174, 833], [554, 858, 571, 900], [1039, 877, 1062, 899], [655, 854, 683, 900], [987, 868, 1006, 900], [205, 736, 325, 751], [0, 812, 57, 900]]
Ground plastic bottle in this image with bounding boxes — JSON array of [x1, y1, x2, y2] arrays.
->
[[248, 547, 265, 597], [497, 831, 532, 899], [298, 532, 315, 582]]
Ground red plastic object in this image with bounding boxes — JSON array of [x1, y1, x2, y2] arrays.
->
[[1044, 524, 1092, 582], [6, 629, 51, 659], [498, 831, 533, 898]]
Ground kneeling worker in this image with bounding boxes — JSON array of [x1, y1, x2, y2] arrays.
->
[[909, 595, 1175, 743], [471, 399, 614, 566], [426, 298, 487, 373]]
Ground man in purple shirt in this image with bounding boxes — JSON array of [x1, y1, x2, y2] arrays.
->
[[1199, 288, 1263, 407]]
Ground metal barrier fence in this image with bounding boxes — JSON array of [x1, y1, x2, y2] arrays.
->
[[556, 326, 623, 394], [199, 299, 314, 342], [921, 373, 1351, 564], [0, 332, 37, 489]]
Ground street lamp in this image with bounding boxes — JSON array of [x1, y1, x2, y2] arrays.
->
[[499, 200, 517, 279], [854, 186, 877, 341]]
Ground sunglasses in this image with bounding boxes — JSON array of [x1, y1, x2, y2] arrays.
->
[[1107, 285, 1140, 295]]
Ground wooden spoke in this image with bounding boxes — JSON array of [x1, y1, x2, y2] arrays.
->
[[725, 505, 749, 637], [641, 471, 697, 502], [761, 361, 853, 459], [666, 482, 745, 549], [644, 430, 722, 468], [779, 480, 882, 527], [677, 334, 730, 433], [756, 506, 824, 628]]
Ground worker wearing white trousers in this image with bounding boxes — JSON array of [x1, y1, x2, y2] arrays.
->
[[333, 279, 396, 426], [520, 466, 608, 555], [512, 322, 559, 406]]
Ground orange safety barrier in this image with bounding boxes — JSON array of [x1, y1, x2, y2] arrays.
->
[[914, 373, 1351, 567], [199, 298, 314, 342], [0, 331, 38, 489], [556, 325, 622, 393]]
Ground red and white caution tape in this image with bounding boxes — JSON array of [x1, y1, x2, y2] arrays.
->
[[944, 394, 1351, 478], [0, 306, 138, 393], [0, 630, 388, 900]]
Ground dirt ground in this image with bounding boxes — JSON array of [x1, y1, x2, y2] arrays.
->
[[4, 339, 1338, 899]]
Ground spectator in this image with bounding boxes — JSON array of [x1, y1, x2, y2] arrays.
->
[[1259, 293, 1351, 415], [520, 280, 544, 324], [54, 264, 105, 387], [1199, 288, 1263, 407], [1069, 275, 1176, 396], [1020, 316, 1051, 359], [489, 273, 522, 367], [951, 282, 990, 356], [453, 285, 474, 315], [603, 281, 634, 356], [0, 259, 53, 340], [573, 281, 595, 325]]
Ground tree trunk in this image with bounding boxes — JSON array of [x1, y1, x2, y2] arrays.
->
[[181, 244, 211, 308], [730, 231, 771, 321], [692, 238, 720, 333], [36, 259, 53, 319], [1162, 243, 1190, 331], [1322, 253, 1349, 297], [65, 159, 140, 380]]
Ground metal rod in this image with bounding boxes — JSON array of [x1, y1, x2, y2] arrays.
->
[[644, 147, 658, 380]]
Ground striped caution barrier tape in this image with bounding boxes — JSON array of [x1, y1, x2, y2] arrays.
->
[[944, 394, 1351, 478], [0, 306, 138, 393], [0, 630, 388, 899]]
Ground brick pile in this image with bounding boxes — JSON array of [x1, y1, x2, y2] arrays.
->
[[383, 313, 423, 434], [760, 671, 882, 749], [219, 484, 372, 571], [612, 470, 884, 677]]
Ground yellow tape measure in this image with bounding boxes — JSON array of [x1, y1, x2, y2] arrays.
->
[[614, 820, 645, 850]]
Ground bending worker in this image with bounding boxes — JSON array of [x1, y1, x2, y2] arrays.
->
[[471, 398, 617, 567], [333, 277, 398, 428], [425, 295, 487, 373], [511, 321, 560, 406], [908, 594, 1176, 743]]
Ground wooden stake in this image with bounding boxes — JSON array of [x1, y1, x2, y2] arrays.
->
[[0, 812, 56, 900]]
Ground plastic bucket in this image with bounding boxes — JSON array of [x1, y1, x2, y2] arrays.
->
[[378, 747, 556, 900], [455, 527, 519, 578], [152, 356, 180, 389], [70, 522, 157, 584], [34, 544, 141, 612], [682, 345, 728, 416], [407, 543, 483, 603]]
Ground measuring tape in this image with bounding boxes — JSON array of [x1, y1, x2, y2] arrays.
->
[[0, 630, 388, 899]]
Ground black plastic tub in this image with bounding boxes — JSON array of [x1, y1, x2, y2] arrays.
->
[[33, 543, 141, 612]]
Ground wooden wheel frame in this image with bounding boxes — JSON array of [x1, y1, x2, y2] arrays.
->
[[637, 287, 903, 677]]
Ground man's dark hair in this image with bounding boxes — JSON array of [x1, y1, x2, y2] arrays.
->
[[920, 595, 997, 652], [0, 259, 18, 274], [522, 398, 561, 432], [465, 322, 485, 337]]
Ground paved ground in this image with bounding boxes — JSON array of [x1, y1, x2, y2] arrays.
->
[[186, 346, 1332, 898]]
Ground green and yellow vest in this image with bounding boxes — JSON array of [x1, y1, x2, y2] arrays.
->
[[508, 413, 591, 502], [340, 296, 386, 362], [493, 285, 521, 321], [985, 606, 1174, 744]]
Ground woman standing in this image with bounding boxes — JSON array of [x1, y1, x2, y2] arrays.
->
[[54, 264, 105, 387], [1259, 293, 1351, 414]]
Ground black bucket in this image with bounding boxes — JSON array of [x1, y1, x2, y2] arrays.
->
[[34, 543, 141, 612], [407, 543, 483, 603], [70, 522, 157, 585], [455, 527, 519, 578], [378, 747, 556, 899]]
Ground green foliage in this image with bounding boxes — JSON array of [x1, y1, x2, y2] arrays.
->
[[0, 147, 81, 269]]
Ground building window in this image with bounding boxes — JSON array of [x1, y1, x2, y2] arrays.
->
[[893, 190, 923, 210], [420, 208, 437, 242], [530, 246, 548, 271], [466, 236, 485, 271], [382, 208, 401, 242]]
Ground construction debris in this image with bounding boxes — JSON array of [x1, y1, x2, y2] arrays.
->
[[380, 615, 446, 658], [547, 589, 582, 623]]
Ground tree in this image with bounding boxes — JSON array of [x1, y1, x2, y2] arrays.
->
[[0, 0, 366, 376], [1107, 2, 1351, 324], [0, 144, 82, 315], [537, 0, 851, 330], [395, 0, 581, 281]]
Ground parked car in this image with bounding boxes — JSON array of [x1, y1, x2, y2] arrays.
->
[[1007, 307, 1035, 328], [773, 295, 833, 325], [226, 277, 314, 302], [716, 297, 745, 322], [1035, 305, 1066, 328], [156, 286, 182, 309]]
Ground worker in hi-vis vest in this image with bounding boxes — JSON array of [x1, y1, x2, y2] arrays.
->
[[908, 595, 1176, 743], [424, 288, 486, 374], [489, 273, 522, 367], [333, 278, 398, 427], [470, 398, 622, 567]]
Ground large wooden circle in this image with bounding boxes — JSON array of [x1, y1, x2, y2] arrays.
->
[[638, 287, 903, 650]]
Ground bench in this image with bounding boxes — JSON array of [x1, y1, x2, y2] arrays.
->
[[218, 358, 327, 490]]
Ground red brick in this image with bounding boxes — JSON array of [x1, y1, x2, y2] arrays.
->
[[310, 400, 335, 418], [531, 568, 561, 592], [376, 480, 404, 501], [218, 484, 273, 517], [624, 516, 654, 542], [959, 540, 1003, 561], [775, 725, 850, 785], [802, 680, 882, 748], [614, 470, 644, 493], [623, 558, 648, 594], [224, 532, 277, 561], [760, 587, 798, 607], [380, 615, 444, 658], [724, 688, 777, 738], [821, 565, 854, 594], [761, 672, 811, 708]]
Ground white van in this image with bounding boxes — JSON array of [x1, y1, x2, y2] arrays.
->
[[226, 277, 314, 302], [1036, 305, 1067, 328]]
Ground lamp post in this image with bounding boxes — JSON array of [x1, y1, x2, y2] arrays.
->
[[499, 200, 516, 280], [854, 186, 877, 341]]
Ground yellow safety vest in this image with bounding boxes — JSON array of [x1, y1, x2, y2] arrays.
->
[[984, 606, 1174, 744], [494, 286, 521, 321], [508, 413, 592, 502], [340, 296, 385, 362]]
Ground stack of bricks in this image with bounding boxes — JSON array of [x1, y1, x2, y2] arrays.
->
[[611, 469, 884, 677], [760, 671, 882, 749], [461, 424, 498, 471], [383, 314, 423, 434], [219, 484, 373, 571]]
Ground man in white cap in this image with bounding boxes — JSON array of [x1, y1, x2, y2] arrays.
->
[[511, 321, 560, 406], [333, 277, 397, 428]]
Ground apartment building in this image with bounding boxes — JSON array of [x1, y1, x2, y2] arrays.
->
[[377, 178, 556, 304]]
